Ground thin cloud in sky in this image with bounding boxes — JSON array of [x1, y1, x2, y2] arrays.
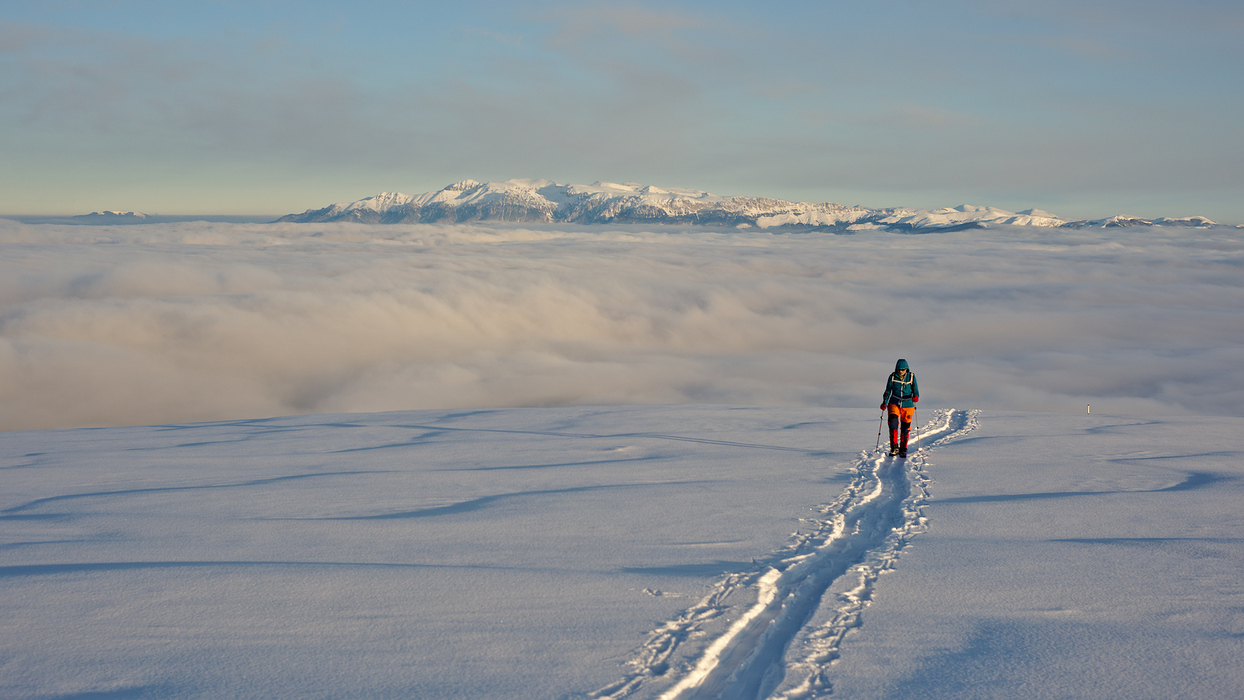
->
[[543, 2, 709, 52], [2, 20, 413, 160]]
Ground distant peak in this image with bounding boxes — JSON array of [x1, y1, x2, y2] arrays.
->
[[87, 210, 147, 218]]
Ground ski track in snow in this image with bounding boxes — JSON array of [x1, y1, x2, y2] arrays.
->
[[590, 409, 980, 700]]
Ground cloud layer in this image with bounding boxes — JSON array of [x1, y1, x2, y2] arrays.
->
[[1, 220, 1240, 430]]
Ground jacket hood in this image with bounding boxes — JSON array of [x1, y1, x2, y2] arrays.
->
[[895, 359, 909, 372]]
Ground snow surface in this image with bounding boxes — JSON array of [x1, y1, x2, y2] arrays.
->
[[1, 218, 1242, 697], [2, 406, 1241, 699]]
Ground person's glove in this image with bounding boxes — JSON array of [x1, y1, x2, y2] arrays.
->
[[880, 404, 887, 410], [913, 396, 919, 403]]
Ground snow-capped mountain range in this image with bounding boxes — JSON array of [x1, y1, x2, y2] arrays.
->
[[276, 179, 1221, 231], [73, 210, 149, 222]]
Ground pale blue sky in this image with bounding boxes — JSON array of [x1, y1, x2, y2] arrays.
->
[[2, 0, 1241, 221]]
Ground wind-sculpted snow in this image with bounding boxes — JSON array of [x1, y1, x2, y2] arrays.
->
[[592, 409, 978, 699], [0, 405, 913, 698], [3, 406, 1243, 698]]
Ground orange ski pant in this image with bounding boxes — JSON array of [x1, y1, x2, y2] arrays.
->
[[887, 405, 915, 422]]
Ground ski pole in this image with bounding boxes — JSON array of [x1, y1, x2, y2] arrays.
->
[[914, 408, 920, 454], [876, 409, 886, 451]]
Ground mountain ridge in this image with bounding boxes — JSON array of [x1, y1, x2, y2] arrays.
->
[[274, 179, 1223, 232]]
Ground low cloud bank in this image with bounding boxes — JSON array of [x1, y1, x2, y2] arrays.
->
[[1, 220, 1240, 430]]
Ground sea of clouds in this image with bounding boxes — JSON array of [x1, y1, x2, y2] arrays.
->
[[1, 219, 1240, 431]]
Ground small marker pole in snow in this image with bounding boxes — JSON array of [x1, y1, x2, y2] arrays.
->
[[1087, 404, 1091, 414]]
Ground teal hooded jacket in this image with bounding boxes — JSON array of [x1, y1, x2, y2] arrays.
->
[[882, 359, 920, 408]]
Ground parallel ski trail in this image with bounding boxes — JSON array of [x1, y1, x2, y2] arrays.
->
[[590, 409, 979, 700]]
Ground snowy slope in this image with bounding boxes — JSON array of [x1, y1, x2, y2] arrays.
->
[[2, 405, 1241, 699], [820, 410, 1244, 700], [274, 179, 1225, 231]]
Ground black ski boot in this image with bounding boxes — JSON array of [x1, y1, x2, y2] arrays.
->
[[898, 448, 907, 458]]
